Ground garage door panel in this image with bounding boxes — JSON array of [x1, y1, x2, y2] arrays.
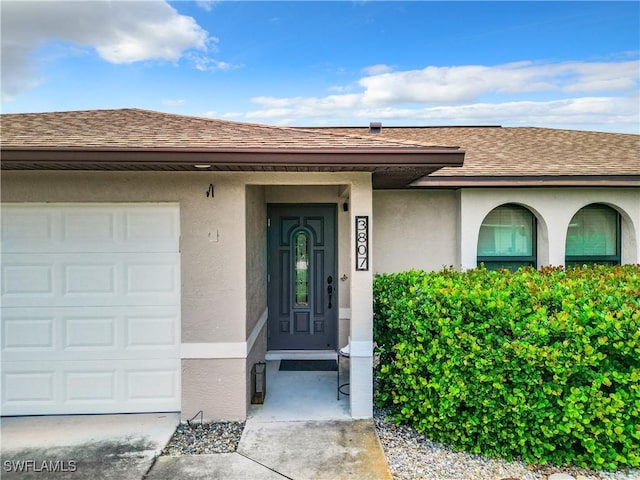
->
[[126, 315, 178, 349], [127, 368, 180, 401], [124, 210, 179, 245], [1, 202, 181, 416], [64, 264, 116, 295], [3, 370, 55, 405], [2, 264, 54, 297], [2, 306, 180, 362], [66, 371, 116, 402], [2, 316, 55, 351], [1, 210, 54, 247], [1, 359, 180, 415], [65, 316, 117, 350], [2, 204, 179, 254], [125, 262, 179, 295], [2, 253, 180, 307], [63, 211, 116, 243]]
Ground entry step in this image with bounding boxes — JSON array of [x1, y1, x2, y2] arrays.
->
[[266, 350, 337, 361]]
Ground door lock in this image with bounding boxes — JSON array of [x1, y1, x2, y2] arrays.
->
[[327, 276, 333, 309]]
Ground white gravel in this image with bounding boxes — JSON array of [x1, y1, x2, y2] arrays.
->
[[373, 409, 639, 480], [160, 421, 245, 456]]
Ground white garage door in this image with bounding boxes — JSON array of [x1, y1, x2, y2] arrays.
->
[[1, 204, 181, 415]]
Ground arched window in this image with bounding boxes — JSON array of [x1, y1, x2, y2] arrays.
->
[[565, 204, 620, 266], [477, 204, 536, 271]]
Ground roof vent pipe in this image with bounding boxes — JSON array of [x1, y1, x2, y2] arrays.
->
[[369, 122, 382, 134]]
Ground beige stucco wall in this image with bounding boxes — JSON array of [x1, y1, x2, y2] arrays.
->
[[372, 190, 460, 273], [182, 358, 246, 421], [2, 172, 251, 420], [245, 185, 267, 335], [347, 175, 374, 418], [245, 327, 267, 412], [244, 185, 268, 412], [5, 170, 635, 422], [2, 171, 251, 419], [1, 171, 248, 344], [373, 187, 639, 274], [2, 170, 376, 420], [460, 188, 640, 269]]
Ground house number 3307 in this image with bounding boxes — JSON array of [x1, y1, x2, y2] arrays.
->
[[355, 216, 369, 271]]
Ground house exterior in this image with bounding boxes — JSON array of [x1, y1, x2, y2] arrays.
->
[[1, 109, 638, 421], [321, 126, 640, 271]]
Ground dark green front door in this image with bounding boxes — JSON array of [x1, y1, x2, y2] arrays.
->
[[267, 205, 337, 350]]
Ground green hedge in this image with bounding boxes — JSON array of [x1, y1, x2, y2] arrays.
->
[[374, 265, 640, 470]]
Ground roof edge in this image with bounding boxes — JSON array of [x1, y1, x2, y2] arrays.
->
[[0, 148, 465, 169], [0, 145, 462, 154], [410, 175, 640, 188]]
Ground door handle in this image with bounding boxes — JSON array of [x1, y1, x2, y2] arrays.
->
[[327, 276, 333, 309]]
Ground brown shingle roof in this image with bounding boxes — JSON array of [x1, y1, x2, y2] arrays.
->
[[0, 109, 465, 188], [3, 109, 638, 187], [1, 108, 451, 150], [321, 126, 640, 186]]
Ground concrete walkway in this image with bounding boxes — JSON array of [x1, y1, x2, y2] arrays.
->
[[148, 419, 392, 480], [1, 415, 391, 480], [149, 360, 392, 480]]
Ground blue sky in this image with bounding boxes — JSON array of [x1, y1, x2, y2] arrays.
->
[[1, 1, 639, 132]]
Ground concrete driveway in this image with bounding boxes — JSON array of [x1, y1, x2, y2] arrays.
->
[[1, 413, 178, 479], [2, 414, 392, 480]]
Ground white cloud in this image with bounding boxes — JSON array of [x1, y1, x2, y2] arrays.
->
[[390, 96, 639, 126], [328, 85, 349, 93], [560, 61, 638, 92], [248, 95, 638, 125], [361, 64, 394, 76], [222, 112, 243, 119], [247, 94, 363, 119], [242, 60, 639, 132], [0, 44, 42, 102], [188, 53, 241, 72], [196, 1, 219, 12], [201, 110, 243, 119], [0, 0, 222, 100], [162, 99, 186, 107], [357, 60, 639, 106]]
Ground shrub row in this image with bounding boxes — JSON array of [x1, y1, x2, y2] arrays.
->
[[374, 265, 640, 470]]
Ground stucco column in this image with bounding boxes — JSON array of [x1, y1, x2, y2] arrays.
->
[[546, 213, 569, 267], [459, 190, 483, 270], [634, 206, 640, 264], [349, 175, 374, 419]]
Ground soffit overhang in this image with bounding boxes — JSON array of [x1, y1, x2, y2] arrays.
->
[[0, 146, 466, 189]]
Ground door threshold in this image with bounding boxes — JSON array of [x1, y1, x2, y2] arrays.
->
[[266, 350, 337, 361]]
